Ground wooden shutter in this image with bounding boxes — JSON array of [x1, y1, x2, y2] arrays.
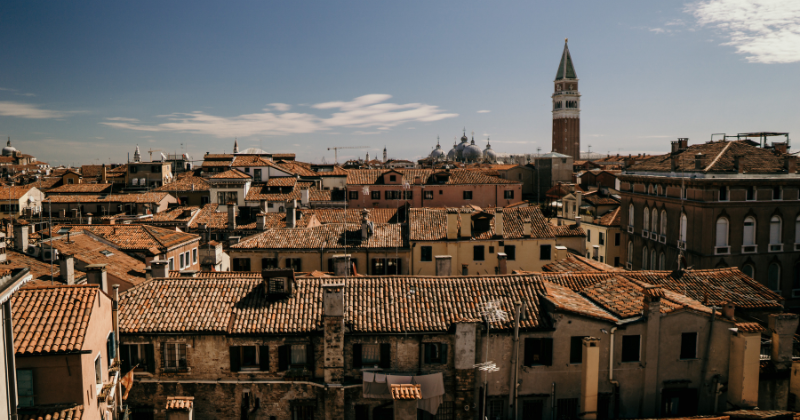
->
[[259, 346, 270, 371], [107, 332, 116, 359], [379, 343, 391, 368], [541, 338, 553, 366], [440, 344, 448, 364], [145, 344, 155, 373], [306, 343, 315, 372], [353, 344, 363, 369], [278, 345, 289, 371], [230, 346, 241, 372], [524, 338, 535, 366], [120, 345, 131, 372]]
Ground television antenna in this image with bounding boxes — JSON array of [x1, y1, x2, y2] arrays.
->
[[327, 146, 367, 164]]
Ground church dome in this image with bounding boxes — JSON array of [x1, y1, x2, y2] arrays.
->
[[446, 141, 458, 161], [483, 138, 497, 163], [463, 137, 483, 162], [430, 138, 445, 161], [455, 134, 469, 160], [2, 138, 17, 157]]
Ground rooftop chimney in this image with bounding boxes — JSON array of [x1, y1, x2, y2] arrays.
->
[[332, 254, 351, 277], [151, 260, 169, 278], [300, 188, 310, 206], [85, 264, 108, 293], [435, 255, 452, 276], [694, 154, 705, 170], [734, 154, 745, 174], [227, 202, 237, 230], [257, 213, 267, 231], [575, 216, 581, 227], [774, 142, 788, 154], [497, 253, 507, 275], [523, 218, 531, 237], [784, 155, 797, 174], [580, 337, 601, 420], [13, 225, 28, 252], [670, 155, 679, 171], [101, 164, 107, 184], [671, 140, 680, 154], [360, 209, 371, 240], [494, 209, 504, 237], [59, 253, 75, 285], [728, 325, 761, 408], [722, 302, 735, 320], [286, 199, 296, 228], [71, 208, 79, 219], [575, 191, 583, 215], [446, 212, 458, 240], [769, 313, 800, 371], [460, 213, 471, 238], [678, 138, 689, 150]]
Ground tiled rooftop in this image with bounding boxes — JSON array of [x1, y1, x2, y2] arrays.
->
[[231, 223, 404, 250], [346, 169, 517, 185], [597, 207, 621, 226], [0, 185, 35, 199], [210, 169, 251, 179], [47, 183, 113, 194], [391, 384, 422, 400], [630, 140, 792, 174], [154, 175, 210, 192], [6, 249, 85, 286], [12, 285, 100, 354], [409, 206, 555, 241], [45, 192, 172, 204], [52, 224, 200, 252], [18, 404, 83, 420], [48, 234, 147, 287], [542, 282, 619, 322], [551, 224, 586, 238]]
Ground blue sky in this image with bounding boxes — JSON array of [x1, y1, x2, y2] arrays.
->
[[1, 0, 798, 166]]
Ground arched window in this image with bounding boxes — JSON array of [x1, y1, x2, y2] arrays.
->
[[651, 208, 658, 232], [716, 218, 729, 247], [650, 249, 656, 270], [768, 263, 781, 292], [643, 207, 650, 232], [742, 264, 755, 278], [743, 217, 756, 246], [661, 210, 667, 235], [770, 216, 782, 244], [628, 204, 634, 227], [679, 213, 687, 242], [659, 252, 666, 270], [642, 247, 648, 270], [627, 241, 633, 264]]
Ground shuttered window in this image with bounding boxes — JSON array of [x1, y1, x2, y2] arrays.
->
[[523, 337, 553, 366], [17, 369, 34, 407]]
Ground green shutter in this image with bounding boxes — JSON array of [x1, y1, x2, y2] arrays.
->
[[17, 369, 34, 407]]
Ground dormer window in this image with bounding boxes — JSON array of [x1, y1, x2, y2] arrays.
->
[[269, 277, 287, 293], [263, 269, 295, 298]]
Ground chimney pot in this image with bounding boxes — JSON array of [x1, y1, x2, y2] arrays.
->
[[695, 154, 705, 170], [151, 260, 169, 278], [13, 225, 28, 252], [784, 155, 797, 174], [59, 253, 75, 284], [497, 253, 507, 275], [332, 254, 351, 277], [734, 154, 745, 174], [85, 264, 108, 293], [227, 202, 238, 230], [286, 199, 297, 228], [435, 255, 452, 276]]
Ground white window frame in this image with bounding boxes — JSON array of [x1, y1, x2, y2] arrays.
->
[[769, 216, 783, 252], [179, 253, 185, 270], [94, 351, 103, 395], [192, 248, 198, 264], [715, 217, 730, 255], [168, 257, 174, 271]]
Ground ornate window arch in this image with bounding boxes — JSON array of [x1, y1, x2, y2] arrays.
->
[[716, 217, 729, 247], [660, 209, 667, 235], [643, 207, 650, 232], [770, 215, 782, 244], [743, 216, 756, 246], [679, 213, 687, 242]]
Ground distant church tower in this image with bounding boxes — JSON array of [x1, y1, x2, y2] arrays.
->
[[233, 138, 239, 154], [552, 39, 581, 159], [383, 146, 387, 163], [133, 145, 141, 162]]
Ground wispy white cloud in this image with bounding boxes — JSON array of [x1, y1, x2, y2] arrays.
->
[[649, 28, 667, 34], [101, 94, 458, 137], [0, 101, 69, 119], [477, 110, 491, 113], [687, 0, 800, 63], [352, 130, 383, 135], [269, 103, 291, 112]]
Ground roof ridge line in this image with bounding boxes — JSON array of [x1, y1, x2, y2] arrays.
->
[[703, 141, 733, 172]]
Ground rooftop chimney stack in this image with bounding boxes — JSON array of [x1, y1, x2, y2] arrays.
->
[[435, 255, 452, 277], [722, 302, 735, 320], [13, 225, 28, 252], [59, 254, 75, 285], [360, 209, 371, 240], [446, 212, 458, 240], [678, 138, 689, 150], [784, 155, 797, 174], [774, 142, 788, 154], [460, 213, 471, 238], [734, 154, 745, 174], [286, 199, 297, 228], [332, 254, 351, 277], [670, 155, 679, 171], [671, 140, 680, 154], [300, 188, 310, 207], [580, 337, 601, 420], [769, 313, 800, 371], [151, 260, 169, 278], [85, 264, 108, 293], [494, 209, 504, 237], [257, 213, 267, 231], [694, 154, 705, 170], [497, 253, 507, 275], [227, 202, 237, 230], [523, 219, 532, 237], [101, 164, 107, 184]]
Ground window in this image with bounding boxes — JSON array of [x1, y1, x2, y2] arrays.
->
[[243, 167, 250, 173], [627, 241, 633, 264], [716, 218, 729, 247], [403, 191, 413, 200], [505, 245, 516, 260], [643, 207, 649, 231], [269, 276, 289, 293], [682, 186, 687, 200], [659, 252, 666, 270], [719, 186, 728, 201], [291, 345, 307, 365], [253, 169, 262, 181], [599, 232, 604, 245], [292, 406, 314, 420], [539, 245, 552, 260], [615, 233, 620, 246], [232, 258, 251, 271], [424, 190, 433, 200], [679, 213, 687, 242], [614, 257, 620, 267], [217, 191, 238, 204], [67, 178, 75, 184], [621, 335, 641, 362], [796, 215, 800, 244], [747, 186, 755, 201], [463, 191, 473, 200], [179, 253, 185, 269], [794, 263, 800, 290], [349, 191, 358, 200], [192, 248, 198, 264], [556, 399, 579, 420], [121, 343, 155, 373], [262, 258, 278, 269], [185, 251, 190, 267], [285, 258, 302, 272], [389, 175, 397, 182], [168, 257, 174, 271], [774, 186, 783, 200], [385, 191, 400, 200], [570, 336, 587, 364], [744, 217, 756, 246], [439, 190, 443, 195], [421, 246, 432, 262], [587, 230, 591, 241], [107, 332, 116, 367], [523, 337, 553, 366], [230, 345, 269, 372], [371, 258, 401, 275], [162, 343, 188, 369], [628, 204, 634, 227], [17, 369, 34, 407], [504, 190, 514, 199], [487, 400, 505, 420], [651, 249, 656, 270], [201, 196, 210, 205], [661, 209, 668, 235], [770, 216, 782, 244], [742, 264, 755, 278], [473, 246, 485, 261], [768, 263, 781, 292], [680, 332, 697, 359], [352, 343, 390, 368], [423, 342, 448, 364], [642, 247, 648, 270], [370, 191, 380, 200]]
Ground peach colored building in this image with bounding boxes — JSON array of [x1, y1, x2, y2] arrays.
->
[[13, 285, 116, 420], [346, 169, 522, 209]]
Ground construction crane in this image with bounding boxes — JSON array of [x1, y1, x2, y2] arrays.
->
[[147, 149, 163, 162], [327, 146, 368, 164]]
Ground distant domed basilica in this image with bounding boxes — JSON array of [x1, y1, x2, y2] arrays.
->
[[0, 137, 38, 165], [429, 130, 498, 163]]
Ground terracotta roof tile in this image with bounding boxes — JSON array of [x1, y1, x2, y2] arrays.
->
[[154, 176, 210, 192], [210, 169, 251, 179], [630, 140, 791, 174], [166, 397, 194, 411], [347, 169, 517, 185], [542, 282, 619, 322], [51, 224, 199, 252], [391, 384, 422, 400], [597, 207, 621, 227], [266, 177, 297, 187], [44, 192, 172, 204], [5, 249, 85, 285], [12, 285, 100, 354], [231, 223, 404, 250], [551, 224, 586, 237], [736, 322, 766, 333], [0, 185, 36, 199], [18, 404, 83, 420], [47, 183, 113, 194], [231, 155, 273, 167], [409, 207, 554, 241], [48, 234, 147, 287]]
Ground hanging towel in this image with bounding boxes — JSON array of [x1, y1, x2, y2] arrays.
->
[[386, 375, 413, 385], [375, 373, 387, 383], [362, 371, 392, 398], [363, 372, 375, 382], [413, 372, 445, 415]]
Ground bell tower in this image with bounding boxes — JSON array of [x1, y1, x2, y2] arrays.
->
[[552, 39, 581, 159]]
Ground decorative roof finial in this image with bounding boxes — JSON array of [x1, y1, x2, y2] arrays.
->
[[565, 38, 568, 43], [437, 135, 440, 145]]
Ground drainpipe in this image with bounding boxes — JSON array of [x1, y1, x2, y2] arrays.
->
[[507, 302, 522, 420], [609, 327, 620, 418], [4, 301, 18, 420]]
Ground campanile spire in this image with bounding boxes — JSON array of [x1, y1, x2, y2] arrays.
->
[[552, 39, 581, 158]]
